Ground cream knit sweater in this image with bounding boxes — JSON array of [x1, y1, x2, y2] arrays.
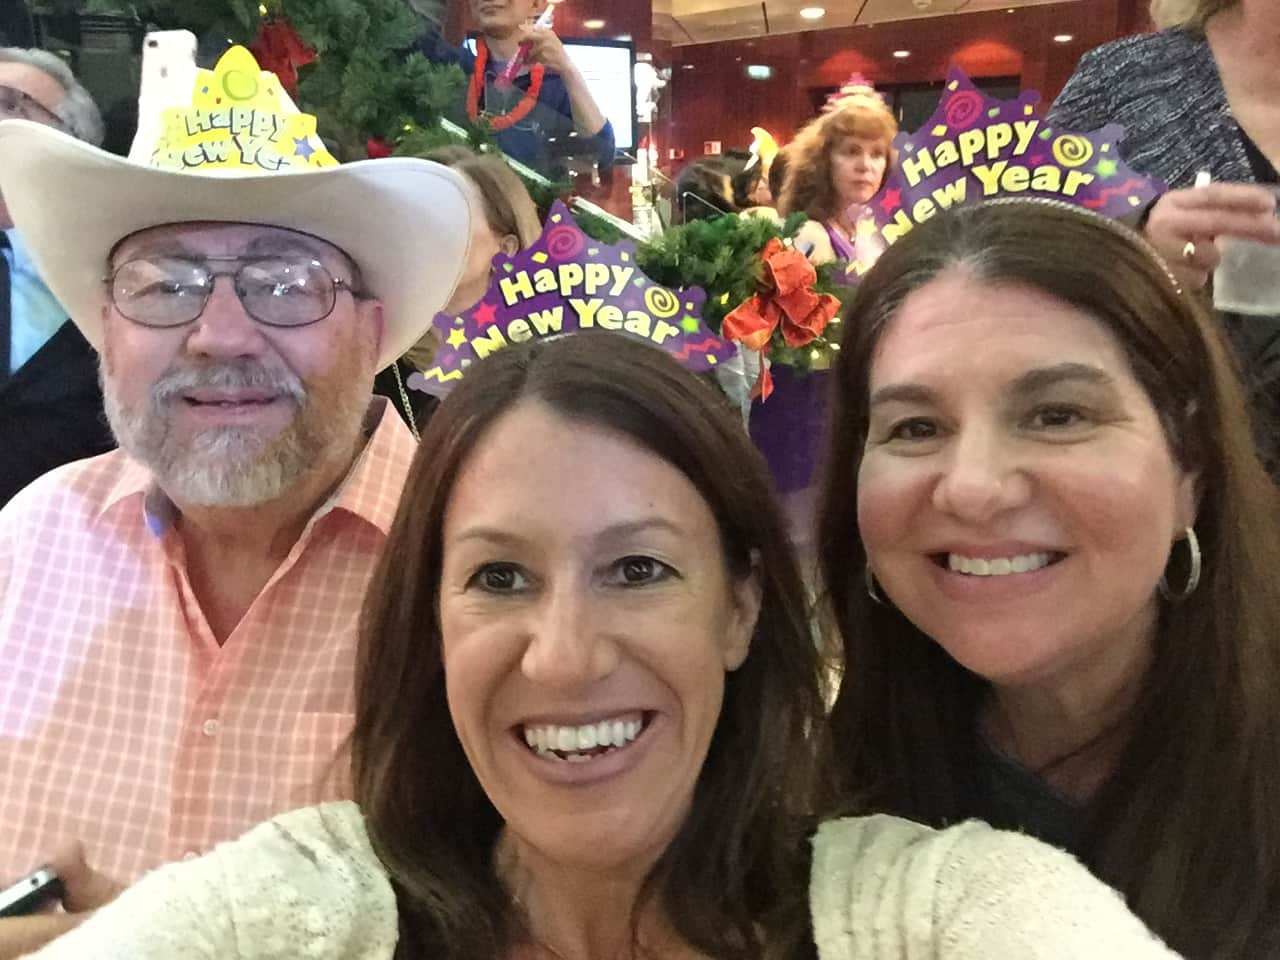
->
[[29, 802, 1181, 959]]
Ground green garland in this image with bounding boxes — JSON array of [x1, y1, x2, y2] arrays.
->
[[635, 212, 851, 373]]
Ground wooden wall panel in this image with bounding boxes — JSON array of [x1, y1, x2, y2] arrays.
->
[[659, 0, 1150, 174], [438, 0, 1152, 218]]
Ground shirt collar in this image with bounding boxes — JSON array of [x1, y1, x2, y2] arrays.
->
[[95, 396, 415, 539], [3, 227, 34, 268], [97, 455, 159, 528], [310, 396, 415, 537]]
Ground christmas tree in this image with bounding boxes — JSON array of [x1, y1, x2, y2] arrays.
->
[[34, 0, 477, 159]]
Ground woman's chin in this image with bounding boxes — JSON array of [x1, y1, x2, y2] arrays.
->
[[504, 815, 675, 876]]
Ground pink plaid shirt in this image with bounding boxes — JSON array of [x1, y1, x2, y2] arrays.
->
[[0, 398, 415, 885]]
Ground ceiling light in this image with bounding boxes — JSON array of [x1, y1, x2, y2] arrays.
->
[[1053, 33, 1074, 42], [745, 64, 773, 79], [682, 63, 695, 70], [892, 49, 911, 58], [799, 6, 826, 19], [583, 18, 605, 29]]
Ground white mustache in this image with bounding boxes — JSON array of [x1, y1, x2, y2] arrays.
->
[[151, 362, 306, 408]]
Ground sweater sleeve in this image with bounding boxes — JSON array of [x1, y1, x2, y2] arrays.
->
[[25, 803, 399, 960], [811, 815, 1183, 960], [1045, 45, 1116, 133]]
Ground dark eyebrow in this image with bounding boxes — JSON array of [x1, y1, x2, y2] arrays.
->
[[868, 383, 940, 410], [868, 363, 1116, 411], [593, 518, 687, 545], [111, 234, 330, 263], [1007, 362, 1117, 397], [242, 234, 333, 260], [451, 517, 687, 550], [451, 527, 526, 549], [113, 238, 198, 261]]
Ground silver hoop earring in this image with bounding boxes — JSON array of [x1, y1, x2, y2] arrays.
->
[[865, 564, 885, 605], [1158, 526, 1202, 601]]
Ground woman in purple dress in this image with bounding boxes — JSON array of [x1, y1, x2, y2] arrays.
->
[[780, 80, 898, 273]]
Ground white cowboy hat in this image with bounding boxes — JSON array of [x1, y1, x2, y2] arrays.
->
[[0, 118, 475, 370]]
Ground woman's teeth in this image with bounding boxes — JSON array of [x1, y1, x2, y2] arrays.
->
[[947, 552, 1055, 576], [522, 714, 644, 762]]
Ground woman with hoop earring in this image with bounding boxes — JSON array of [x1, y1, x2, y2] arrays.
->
[[816, 200, 1280, 958]]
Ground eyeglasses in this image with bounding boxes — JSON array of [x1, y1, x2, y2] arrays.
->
[[0, 85, 66, 130], [108, 256, 360, 329]]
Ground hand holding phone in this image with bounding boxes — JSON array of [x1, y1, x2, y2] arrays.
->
[[495, 3, 556, 88], [0, 868, 63, 919]]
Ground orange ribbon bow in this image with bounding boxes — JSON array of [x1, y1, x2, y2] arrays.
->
[[722, 238, 840, 400]]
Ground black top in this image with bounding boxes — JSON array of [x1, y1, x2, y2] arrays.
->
[[967, 737, 1085, 857], [0, 320, 116, 507], [0, 233, 10, 384], [1242, 129, 1280, 185]]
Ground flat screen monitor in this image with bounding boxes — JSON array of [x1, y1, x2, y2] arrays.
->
[[465, 36, 637, 154]]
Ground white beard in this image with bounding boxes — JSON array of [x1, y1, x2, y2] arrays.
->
[[102, 357, 370, 508]]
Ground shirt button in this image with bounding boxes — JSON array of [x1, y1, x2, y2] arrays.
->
[[201, 718, 220, 737]]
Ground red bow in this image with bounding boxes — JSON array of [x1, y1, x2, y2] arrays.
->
[[722, 238, 840, 400], [251, 18, 316, 97]]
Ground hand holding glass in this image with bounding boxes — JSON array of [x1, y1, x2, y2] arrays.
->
[[1214, 186, 1280, 316]]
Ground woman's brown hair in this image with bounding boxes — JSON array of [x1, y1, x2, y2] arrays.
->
[[420, 146, 542, 250], [353, 333, 828, 960], [816, 199, 1280, 957], [779, 101, 898, 223]]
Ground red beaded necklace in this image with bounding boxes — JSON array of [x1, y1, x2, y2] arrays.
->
[[467, 40, 545, 131]]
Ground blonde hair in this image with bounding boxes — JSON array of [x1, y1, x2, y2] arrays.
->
[[1149, 0, 1236, 28], [439, 152, 542, 250], [404, 149, 542, 369], [779, 101, 898, 223]]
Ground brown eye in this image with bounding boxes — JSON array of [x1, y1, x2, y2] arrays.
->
[[888, 418, 937, 441], [1027, 405, 1087, 430], [609, 556, 673, 586], [470, 563, 530, 592]]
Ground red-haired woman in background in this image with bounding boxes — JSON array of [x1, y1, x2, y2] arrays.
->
[[780, 81, 898, 267]]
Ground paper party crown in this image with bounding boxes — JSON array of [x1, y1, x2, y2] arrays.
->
[[867, 68, 1164, 254], [147, 44, 336, 174], [823, 73, 890, 114], [409, 201, 737, 395]]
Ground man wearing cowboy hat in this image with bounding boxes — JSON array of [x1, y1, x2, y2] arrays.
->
[[0, 46, 472, 955]]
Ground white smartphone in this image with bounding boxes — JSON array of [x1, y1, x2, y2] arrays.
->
[[129, 29, 199, 164]]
